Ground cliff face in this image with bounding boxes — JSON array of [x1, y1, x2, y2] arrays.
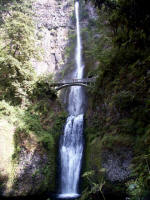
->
[[0, 124, 51, 196], [32, 0, 74, 76], [0, 120, 15, 195], [32, 0, 98, 77]]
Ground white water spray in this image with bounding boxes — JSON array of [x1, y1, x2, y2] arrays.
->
[[58, 1, 84, 198]]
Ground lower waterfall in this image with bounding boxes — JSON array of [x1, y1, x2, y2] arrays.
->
[[58, 1, 85, 199]]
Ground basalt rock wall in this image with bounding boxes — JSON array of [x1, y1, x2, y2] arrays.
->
[[32, 0, 74, 76]]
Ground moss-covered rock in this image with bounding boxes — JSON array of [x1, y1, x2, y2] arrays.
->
[[0, 120, 15, 195]]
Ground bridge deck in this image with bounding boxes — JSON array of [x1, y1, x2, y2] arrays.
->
[[49, 77, 97, 87]]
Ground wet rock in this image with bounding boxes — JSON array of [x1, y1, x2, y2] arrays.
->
[[0, 126, 53, 197], [10, 146, 49, 196], [102, 148, 132, 182]]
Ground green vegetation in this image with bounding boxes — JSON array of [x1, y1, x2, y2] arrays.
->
[[0, 0, 38, 105], [81, 170, 106, 200], [84, 0, 150, 199]]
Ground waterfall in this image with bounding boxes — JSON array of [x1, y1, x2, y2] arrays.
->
[[58, 1, 84, 199]]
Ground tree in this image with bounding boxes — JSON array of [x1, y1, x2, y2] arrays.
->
[[0, 3, 38, 104]]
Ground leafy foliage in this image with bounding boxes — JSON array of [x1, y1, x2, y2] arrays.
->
[[85, 0, 150, 199], [85, 0, 117, 10], [0, 0, 39, 104], [81, 170, 106, 200]]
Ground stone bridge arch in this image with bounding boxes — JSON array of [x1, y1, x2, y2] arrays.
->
[[48, 77, 97, 91]]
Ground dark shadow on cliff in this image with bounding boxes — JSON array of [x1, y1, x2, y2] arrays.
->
[[0, 175, 8, 196], [0, 195, 48, 200]]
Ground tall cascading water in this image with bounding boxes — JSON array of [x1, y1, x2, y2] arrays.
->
[[58, 1, 85, 199]]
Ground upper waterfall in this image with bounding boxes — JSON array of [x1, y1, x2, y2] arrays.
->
[[68, 1, 85, 116], [75, 1, 83, 79]]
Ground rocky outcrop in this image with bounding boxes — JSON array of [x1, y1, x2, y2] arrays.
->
[[0, 120, 15, 195], [102, 148, 132, 182], [10, 133, 53, 197], [0, 123, 54, 197], [32, 0, 74, 76]]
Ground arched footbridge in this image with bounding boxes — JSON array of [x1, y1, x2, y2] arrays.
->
[[49, 77, 97, 91]]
